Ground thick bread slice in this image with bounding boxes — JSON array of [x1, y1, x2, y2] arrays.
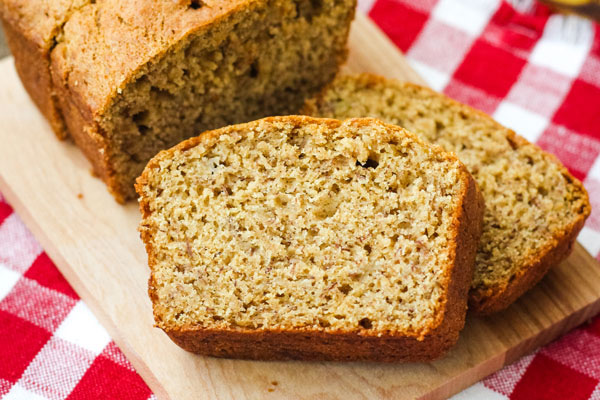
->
[[136, 116, 484, 361], [303, 74, 591, 315]]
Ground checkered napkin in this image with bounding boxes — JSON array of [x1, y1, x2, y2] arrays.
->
[[1, 0, 599, 399], [0, 196, 154, 399]]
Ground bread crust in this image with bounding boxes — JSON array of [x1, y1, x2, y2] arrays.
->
[[0, 16, 66, 138], [136, 116, 484, 361], [303, 73, 592, 316]]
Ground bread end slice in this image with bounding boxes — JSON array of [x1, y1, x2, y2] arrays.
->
[[303, 73, 591, 315], [468, 135, 589, 314]]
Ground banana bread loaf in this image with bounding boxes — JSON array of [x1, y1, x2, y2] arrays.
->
[[0, 0, 356, 202], [136, 116, 484, 361], [303, 74, 591, 315]]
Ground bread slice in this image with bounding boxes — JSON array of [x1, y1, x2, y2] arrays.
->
[[303, 74, 591, 315], [136, 116, 484, 361], [1, 0, 356, 202]]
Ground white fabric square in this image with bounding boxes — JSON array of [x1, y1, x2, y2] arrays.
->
[[410, 60, 451, 91], [0, 214, 43, 274], [580, 54, 600, 86], [579, 226, 600, 258], [587, 382, 600, 400], [587, 155, 600, 182], [509, 0, 536, 13], [482, 352, 538, 396], [407, 19, 475, 75], [493, 101, 548, 143], [432, 0, 500, 36], [504, 63, 573, 118], [3, 384, 49, 400], [0, 262, 20, 302], [18, 337, 95, 399], [357, 0, 376, 14], [451, 383, 508, 400], [55, 301, 111, 355], [529, 14, 594, 77]]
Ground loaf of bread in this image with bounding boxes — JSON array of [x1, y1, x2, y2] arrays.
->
[[303, 74, 591, 315], [0, 0, 356, 202], [136, 116, 484, 361]]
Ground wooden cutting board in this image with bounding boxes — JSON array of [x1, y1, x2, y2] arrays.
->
[[1, 13, 599, 400]]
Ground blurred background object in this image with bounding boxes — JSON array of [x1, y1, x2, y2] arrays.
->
[[540, 0, 600, 20]]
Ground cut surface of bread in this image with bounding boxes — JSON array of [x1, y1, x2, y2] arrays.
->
[[303, 74, 591, 315], [136, 116, 484, 361], [1, 0, 355, 202]]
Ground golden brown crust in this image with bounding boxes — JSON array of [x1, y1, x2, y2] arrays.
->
[[0, 17, 67, 138], [163, 322, 456, 362], [303, 73, 591, 315], [49, 1, 253, 119], [136, 116, 484, 361], [439, 168, 485, 340]]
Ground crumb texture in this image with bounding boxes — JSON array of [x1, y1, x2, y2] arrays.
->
[[138, 117, 470, 337], [305, 74, 590, 306]]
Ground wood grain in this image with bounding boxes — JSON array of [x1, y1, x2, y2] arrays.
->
[[1, 13, 599, 400]]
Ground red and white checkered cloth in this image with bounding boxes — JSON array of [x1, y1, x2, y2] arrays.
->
[[0, 195, 154, 399], [0, 0, 599, 398]]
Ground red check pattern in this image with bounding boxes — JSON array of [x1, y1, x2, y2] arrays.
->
[[0, 197, 154, 399], [0, 0, 599, 398]]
